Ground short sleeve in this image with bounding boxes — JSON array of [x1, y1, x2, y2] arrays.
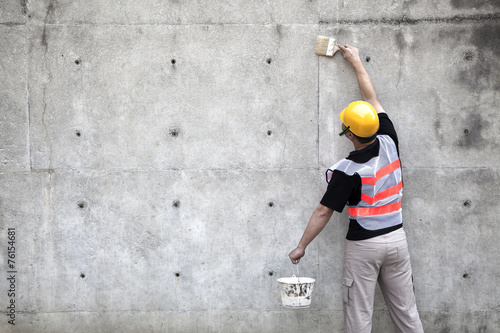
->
[[377, 113, 399, 151], [320, 170, 361, 213]]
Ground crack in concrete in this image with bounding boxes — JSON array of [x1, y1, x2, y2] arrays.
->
[[396, 31, 404, 91], [41, 0, 55, 171], [267, 0, 276, 24], [397, 41, 404, 126], [27, 70, 32, 170]]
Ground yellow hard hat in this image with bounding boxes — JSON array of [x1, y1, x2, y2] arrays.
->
[[339, 101, 379, 138]]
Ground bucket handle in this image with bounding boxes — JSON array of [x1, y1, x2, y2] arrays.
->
[[293, 263, 301, 284]]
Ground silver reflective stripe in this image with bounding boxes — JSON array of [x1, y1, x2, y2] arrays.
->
[[327, 135, 403, 230]]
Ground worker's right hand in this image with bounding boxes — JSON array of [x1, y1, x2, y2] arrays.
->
[[288, 246, 305, 264], [339, 44, 362, 65]]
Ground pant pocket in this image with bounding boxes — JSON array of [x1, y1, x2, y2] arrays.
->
[[342, 277, 354, 308], [396, 245, 411, 272]]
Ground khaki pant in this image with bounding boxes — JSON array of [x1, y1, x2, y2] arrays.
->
[[342, 228, 424, 333]]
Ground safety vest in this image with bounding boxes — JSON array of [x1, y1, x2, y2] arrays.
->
[[326, 135, 403, 231]]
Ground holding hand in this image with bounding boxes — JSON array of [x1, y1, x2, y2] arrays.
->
[[338, 44, 362, 66], [289, 246, 305, 264]]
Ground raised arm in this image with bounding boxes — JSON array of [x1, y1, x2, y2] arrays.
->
[[338, 44, 386, 114]]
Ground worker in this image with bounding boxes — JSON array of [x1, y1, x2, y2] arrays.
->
[[288, 44, 424, 333]]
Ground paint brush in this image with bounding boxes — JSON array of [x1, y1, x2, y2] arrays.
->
[[314, 36, 340, 57]]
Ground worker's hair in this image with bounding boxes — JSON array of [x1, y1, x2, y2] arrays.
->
[[353, 132, 377, 144]]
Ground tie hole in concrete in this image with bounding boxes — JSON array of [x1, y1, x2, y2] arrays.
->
[[463, 51, 475, 61], [78, 201, 86, 210], [268, 202, 274, 208], [172, 200, 180, 208], [169, 127, 180, 137]]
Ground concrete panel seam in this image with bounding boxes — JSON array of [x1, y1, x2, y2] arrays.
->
[[0, 167, 325, 175], [404, 166, 495, 170], [3, 166, 497, 174], [316, 53, 320, 168], [320, 13, 500, 26], [13, 22, 320, 28], [4, 15, 499, 27], [0, 22, 25, 26], [12, 309, 346, 315]]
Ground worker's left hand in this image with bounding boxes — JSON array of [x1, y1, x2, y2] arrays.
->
[[288, 246, 305, 264]]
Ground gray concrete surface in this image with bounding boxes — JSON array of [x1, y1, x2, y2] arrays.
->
[[1, 0, 499, 332]]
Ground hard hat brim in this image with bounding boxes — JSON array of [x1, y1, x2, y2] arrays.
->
[[340, 108, 347, 125]]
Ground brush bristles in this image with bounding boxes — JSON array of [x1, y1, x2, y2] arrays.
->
[[314, 36, 331, 55], [315, 36, 339, 57]]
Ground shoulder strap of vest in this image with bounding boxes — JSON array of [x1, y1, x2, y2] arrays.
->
[[331, 159, 360, 176], [378, 135, 398, 155]]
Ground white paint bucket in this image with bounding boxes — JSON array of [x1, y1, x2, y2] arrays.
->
[[277, 276, 315, 308]]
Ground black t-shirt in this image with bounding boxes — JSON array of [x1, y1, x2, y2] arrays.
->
[[320, 113, 403, 240]]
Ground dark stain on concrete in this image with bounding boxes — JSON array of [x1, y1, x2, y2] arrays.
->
[[478, 325, 488, 333], [41, 0, 56, 48], [432, 92, 445, 148], [457, 50, 491, 91], [470, 23, 500, 58], [20, 0, 28, 15], [275, 24, 283, 39], [456, 23, 500, 91], [451, 0, 500, 9], [456, 113, 488, 149], [457, 168, 495, 186], [395, 30, 405, 50], [434, 312, 452, 332], [433, 117, 442, 141]]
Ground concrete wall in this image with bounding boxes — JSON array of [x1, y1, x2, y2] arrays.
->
[[1, 0, 499, 332]]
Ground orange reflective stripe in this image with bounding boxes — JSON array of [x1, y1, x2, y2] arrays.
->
[[361, 159, 401, 185], [348, 201, 401, 217], [360, 181, 403, 205]]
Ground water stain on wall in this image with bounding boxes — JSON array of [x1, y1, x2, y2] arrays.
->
[[456, 113, 488, 149], [470, 23, 500, 58], [457, 168, 495, 187], [456, 23, 500, 91]]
